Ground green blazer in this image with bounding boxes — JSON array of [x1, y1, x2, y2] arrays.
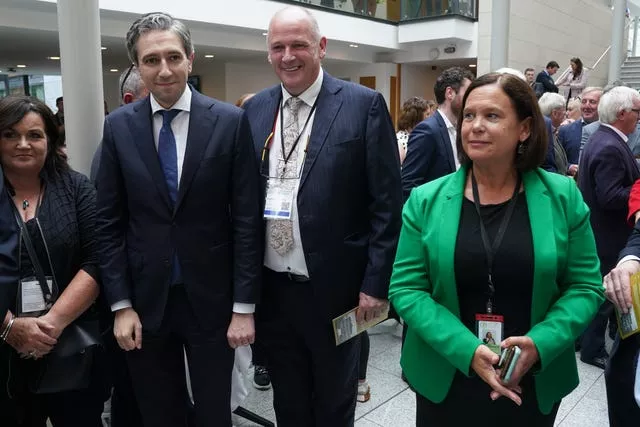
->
[[389, 166, 604, 414]]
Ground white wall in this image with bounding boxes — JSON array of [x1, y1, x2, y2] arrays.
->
[[224, 61, 279, 104], [401, 64, 441, 104], [478, 0, 615, 86], [323, 62, 397, 106]]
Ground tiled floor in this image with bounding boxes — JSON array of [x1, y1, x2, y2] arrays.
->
[[233, 320, 611, 427]]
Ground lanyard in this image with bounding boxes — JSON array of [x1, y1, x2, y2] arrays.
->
[[471, 171, 522, 314], [279, 98, 318, 169]]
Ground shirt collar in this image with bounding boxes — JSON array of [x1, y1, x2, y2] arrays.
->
[[281, 67, 324, 107], [437, 109, 455, 130], [602, 123, 629, 143], [150, 85, 192, 114]]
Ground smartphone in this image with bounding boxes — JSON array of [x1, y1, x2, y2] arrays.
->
[[497, 346, 521, 383]]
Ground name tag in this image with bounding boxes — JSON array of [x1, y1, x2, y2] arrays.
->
[[20, 277, 53, 314], [264, 178, 296, 220], [476, 313, 504, 355]]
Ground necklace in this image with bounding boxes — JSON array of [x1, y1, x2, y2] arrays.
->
[[22, 199, 29, 210]]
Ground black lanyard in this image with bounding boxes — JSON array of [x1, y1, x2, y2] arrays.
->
[[279, 97, 318, 168], [471, 171, 522, 314]]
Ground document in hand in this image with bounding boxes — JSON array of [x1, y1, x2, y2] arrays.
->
[[615, 272, 640, 339], [332, 306, 390, 346]]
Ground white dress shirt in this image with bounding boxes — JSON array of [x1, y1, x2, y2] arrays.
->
[[263, 69, 324, 276], [437, 109, 460, 170], [112, 86, 254, 314], [601, 123, 629, 143]]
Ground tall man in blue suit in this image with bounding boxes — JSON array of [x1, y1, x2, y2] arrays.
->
[[243, 7, 402, 426], [578, 86, 640, 370], [558, 86, 603, 175], [401, 66, 473, 201], [95, 13, 262, 427]]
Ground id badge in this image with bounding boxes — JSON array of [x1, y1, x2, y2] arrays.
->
[[475, 313, 504, 355], [264, 178, 296, 220], [20, 276, 53, 314]]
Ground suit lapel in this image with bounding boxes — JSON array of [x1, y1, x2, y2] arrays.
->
[[299, 75, 343, 191], [523, 171, 556, 325], [175, 90, 218, 213], [253, 87, 281, 173], [436, 112, 455, 171], [129, 98, 172, 211]]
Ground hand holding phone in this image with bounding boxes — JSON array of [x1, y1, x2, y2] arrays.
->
[[497, 346, 522, 383]]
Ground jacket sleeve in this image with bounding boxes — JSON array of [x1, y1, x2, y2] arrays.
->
[[360, 93, 403, 299], [591, 144, 634, 210], [527, 181, 604, 371], [0, 165, 19, 316], [389, 192, 482, 376], [229, 112, 263, 304], [95, 116, 132, 306]]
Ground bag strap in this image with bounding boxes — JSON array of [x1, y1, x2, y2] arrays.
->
[[9, 196, 54, 306]]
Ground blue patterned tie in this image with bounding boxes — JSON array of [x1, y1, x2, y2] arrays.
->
[[157, 109, 182, 284], [158, 109, 181, 205]]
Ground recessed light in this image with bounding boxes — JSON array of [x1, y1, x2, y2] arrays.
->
[[16, 65, 26, 68], [101, 47, 107, 50], [262, 32, 268, 36], [204, 54, 215, 58], [48, 56, 60, 60], [110, 68, 119, 72], [469, 64, 477, 68], [349, 44, 359, 48]]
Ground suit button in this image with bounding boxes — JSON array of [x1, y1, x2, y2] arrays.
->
[[163, 259, 170, 267]]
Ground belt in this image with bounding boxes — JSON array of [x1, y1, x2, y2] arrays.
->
[[267, 269, 311, 283]]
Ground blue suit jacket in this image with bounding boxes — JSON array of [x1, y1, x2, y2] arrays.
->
[[558, 119, 582, 167], [401, 111, 455, 201], [542, 116, 557, 172], [0, 166, 19, 317], [95, 88, 263, 331], [578, 125, 640, 273], [536, 71, 559, 94], [243, 72, 402, 320]]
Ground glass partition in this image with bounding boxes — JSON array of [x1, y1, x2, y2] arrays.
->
[[278, 0, 477, 22]]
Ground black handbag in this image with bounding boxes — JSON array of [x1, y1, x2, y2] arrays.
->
[[12, 205, 101, 394]]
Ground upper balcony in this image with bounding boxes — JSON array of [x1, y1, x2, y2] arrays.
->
[[278, 0, 477, 22]]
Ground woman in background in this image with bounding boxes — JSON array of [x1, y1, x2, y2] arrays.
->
[[555, 58, 588, 103], [397, 97, 429, 164]]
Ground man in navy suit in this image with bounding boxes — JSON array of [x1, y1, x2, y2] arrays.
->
[[243, 6, 401, 426], [578, 86, 640, 370], [558, 86, 602, 175], [401, 66, 473, 201], [535, 61, 560, 96], [95, 13, 262, 427], [603, 222, 640, 427]]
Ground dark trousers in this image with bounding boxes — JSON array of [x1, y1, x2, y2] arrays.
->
[[580, 300, 613, 360], [0, 345, 105, 427], [605, 334, 640, 427], [259, 269, 360, 427], [126, 286, 234, 427], [415, 374, 559, 427], [359, 331, 370, 381]]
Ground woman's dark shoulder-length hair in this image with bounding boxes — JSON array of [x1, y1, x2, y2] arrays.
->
[[0, 95, 69, 179], [456, 73, 548, 172]]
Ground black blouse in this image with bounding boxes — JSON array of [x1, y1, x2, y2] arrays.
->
[[14, 170, 98, 306], [454, 195, 534, 339]]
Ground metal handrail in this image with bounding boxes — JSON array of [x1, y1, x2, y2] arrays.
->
[[587, 19, 633, 71]]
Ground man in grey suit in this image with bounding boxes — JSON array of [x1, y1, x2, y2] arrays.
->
[[243, 6, 402, 426]]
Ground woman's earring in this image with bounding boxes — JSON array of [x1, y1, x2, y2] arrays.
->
[[517, 141, 526, 156]]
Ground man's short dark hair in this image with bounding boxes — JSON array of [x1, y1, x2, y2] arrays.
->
[[546, 61, 560, 69], [524, 68, 535, 74], [55, 96, 63, 105], [433, 67, 475, 105]]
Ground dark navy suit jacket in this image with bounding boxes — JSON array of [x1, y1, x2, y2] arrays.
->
[[243, 72, 402, 320], [578, 125, 640, 274], [558, 119, 582, 166], [0, 166, 19, 317], [543, 116, 557, 172], [535, 70, 559, 94], [95, 88, 263, 331], [401, 111, 455, 201]]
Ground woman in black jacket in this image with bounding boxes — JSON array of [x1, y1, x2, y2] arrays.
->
[[0, 95, 103, 426]]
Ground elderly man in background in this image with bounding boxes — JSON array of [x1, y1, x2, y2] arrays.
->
[[539, 92, 569, 174], [577, 86, 640, 370]]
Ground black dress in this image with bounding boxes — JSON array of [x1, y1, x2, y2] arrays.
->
[[0, 170, 104, 427], [416, 196, 561, 427]]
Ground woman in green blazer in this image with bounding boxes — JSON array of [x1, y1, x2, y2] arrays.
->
[[389, 73, 604, 427]]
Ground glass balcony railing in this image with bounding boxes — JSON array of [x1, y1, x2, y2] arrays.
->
[[280, 0, 477, 22]]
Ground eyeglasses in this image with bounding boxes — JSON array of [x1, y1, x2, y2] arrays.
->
[[631, 108, 640, 115]]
